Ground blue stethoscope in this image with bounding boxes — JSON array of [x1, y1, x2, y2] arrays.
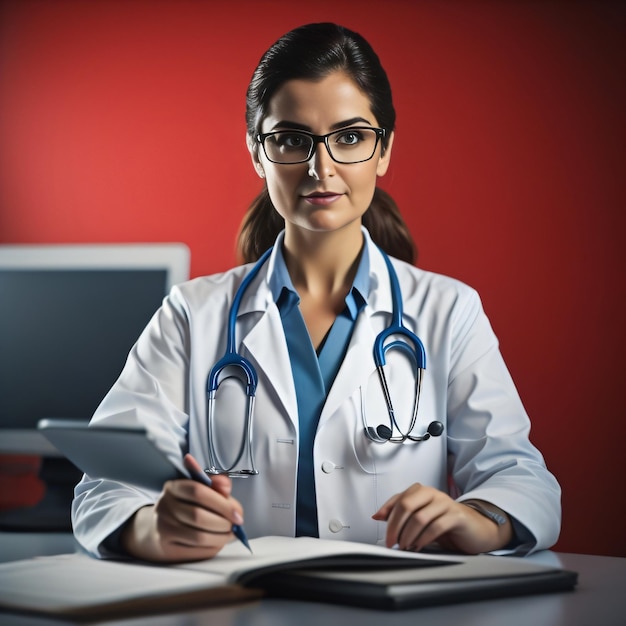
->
[[206, 246, 444, 476]]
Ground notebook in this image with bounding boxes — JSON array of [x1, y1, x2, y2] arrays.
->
[[0, 536, 577, 618]]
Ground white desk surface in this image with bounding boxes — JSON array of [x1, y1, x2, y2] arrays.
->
[[0, 532, 624, 626]]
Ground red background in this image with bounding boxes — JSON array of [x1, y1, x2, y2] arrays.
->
[[0, 0, 624, 556]]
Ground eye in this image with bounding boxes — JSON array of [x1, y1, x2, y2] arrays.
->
[[272, 132, 309, 149], [335, 129, 365, 145]]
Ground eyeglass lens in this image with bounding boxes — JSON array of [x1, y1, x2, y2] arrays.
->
[[263, 128, 380, 164]]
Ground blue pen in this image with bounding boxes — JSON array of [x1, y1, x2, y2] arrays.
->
[[184, 453, 252, 553]]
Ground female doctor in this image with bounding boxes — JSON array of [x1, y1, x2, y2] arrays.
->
[[72, 23, 561, 562]]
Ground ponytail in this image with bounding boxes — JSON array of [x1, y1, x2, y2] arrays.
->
[[236, 187, 416, 265], [363, 188, 416, 265], [236, 189, 284, 264]]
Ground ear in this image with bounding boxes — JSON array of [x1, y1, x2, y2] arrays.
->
[[376, 130, 394, 177], [247, 133, 265, 178]]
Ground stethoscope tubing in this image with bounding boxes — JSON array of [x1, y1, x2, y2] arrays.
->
[[206, 247, 273, 397], [373, 250, 426, 371]]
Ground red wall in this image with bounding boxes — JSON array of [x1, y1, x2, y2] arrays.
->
[[1, 0, 624, 556]]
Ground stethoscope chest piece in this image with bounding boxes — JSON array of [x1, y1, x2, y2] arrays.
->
[[365, 419, 444, 444]]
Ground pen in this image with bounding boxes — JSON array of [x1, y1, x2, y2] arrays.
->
[[183, 453, 253, 553]]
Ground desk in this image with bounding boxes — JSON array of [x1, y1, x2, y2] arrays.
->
[[1, 532, 624, 626]]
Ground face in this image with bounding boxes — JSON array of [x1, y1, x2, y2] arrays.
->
[[249, 71, 394, 239]]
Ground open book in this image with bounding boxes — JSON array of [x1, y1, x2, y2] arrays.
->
[[0, 536, 577, 618]]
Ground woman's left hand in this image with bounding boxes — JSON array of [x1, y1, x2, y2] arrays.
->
[[372, 483, 513, 554]]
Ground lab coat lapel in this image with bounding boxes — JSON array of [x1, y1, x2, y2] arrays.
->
[[318, 315, 377, 427], [241, 304, 298, 428], [234, 241, 298, 428]]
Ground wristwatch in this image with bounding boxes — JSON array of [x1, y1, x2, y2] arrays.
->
[[462, 501, 507, 526]]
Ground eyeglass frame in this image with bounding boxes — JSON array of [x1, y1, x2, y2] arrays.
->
[[255, 126, 387, 165]]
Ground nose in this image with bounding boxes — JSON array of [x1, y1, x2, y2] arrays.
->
[[307, 141, 336, 180]]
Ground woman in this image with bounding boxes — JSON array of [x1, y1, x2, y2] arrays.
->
[[73, 23, 561, 562]]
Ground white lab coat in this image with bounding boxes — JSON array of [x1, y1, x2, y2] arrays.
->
[[73, 230, 561, 558]]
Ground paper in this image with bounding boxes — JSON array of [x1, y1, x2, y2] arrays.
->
[[178, 535, 461, 582], [0, 553, 228, 612]]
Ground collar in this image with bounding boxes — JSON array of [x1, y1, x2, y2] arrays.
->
[[236, 227, 394, 319]]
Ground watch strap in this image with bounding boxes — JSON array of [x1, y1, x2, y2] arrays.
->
[[462, 501, 507, 526]]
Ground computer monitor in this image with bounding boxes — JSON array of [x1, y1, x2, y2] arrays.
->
[[0, 243, 190, 529]]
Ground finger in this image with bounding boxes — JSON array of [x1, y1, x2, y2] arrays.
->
[[384, 486, 432, 548], [183, 454, 232, 497], [407, 514, 455, 552], [186, 477, 244, 525], [183, 452, 204, 475], [158, 507, 232, 542], [178, 455, 239, 521], [397, 497, 449, 551], [179, 498, 234, 534], [208, 473, 233, 498], [156, 513, 233, 559], [371, 493, 401, 521], [157, 486, 233, 533], [182, 453, 234, 502], [162, 479, 236, 529], [154, 493, 236, 559]]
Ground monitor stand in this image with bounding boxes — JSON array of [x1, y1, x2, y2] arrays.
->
[[0, 456, 82, 532]]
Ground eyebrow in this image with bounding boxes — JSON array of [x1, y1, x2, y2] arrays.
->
[[269, 117, 374, 132]]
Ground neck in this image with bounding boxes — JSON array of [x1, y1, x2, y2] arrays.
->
[[282, 224, 364, 300]]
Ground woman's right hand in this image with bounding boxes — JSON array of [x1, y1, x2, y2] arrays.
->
[[120, 472, 244, 562]]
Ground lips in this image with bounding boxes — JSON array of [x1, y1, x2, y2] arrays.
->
[[302, 191, 343, 206]]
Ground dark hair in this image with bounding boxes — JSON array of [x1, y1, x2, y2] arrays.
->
[[237, 22, 416, 264]]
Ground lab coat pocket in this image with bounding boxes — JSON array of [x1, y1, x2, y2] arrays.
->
[[353, 351, 447, 490], [364, 348, 424, 437], [353, 350, 421, 470]]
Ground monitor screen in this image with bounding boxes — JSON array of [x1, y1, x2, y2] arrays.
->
[[0, 244, 190, 454]]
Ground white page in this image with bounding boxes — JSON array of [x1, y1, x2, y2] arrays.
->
[[177, 536, 464, 582], [0, 553, 223, 611]]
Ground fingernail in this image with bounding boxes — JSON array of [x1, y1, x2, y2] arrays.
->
[[232, 511, 244, 525]]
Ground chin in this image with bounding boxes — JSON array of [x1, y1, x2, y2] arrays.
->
[[301, 216, 364, 235]]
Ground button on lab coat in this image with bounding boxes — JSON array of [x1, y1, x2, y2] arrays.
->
[[73, 230, 561, 557]]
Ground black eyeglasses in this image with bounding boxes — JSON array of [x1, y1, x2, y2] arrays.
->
[[256, 126, 386, 165]]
